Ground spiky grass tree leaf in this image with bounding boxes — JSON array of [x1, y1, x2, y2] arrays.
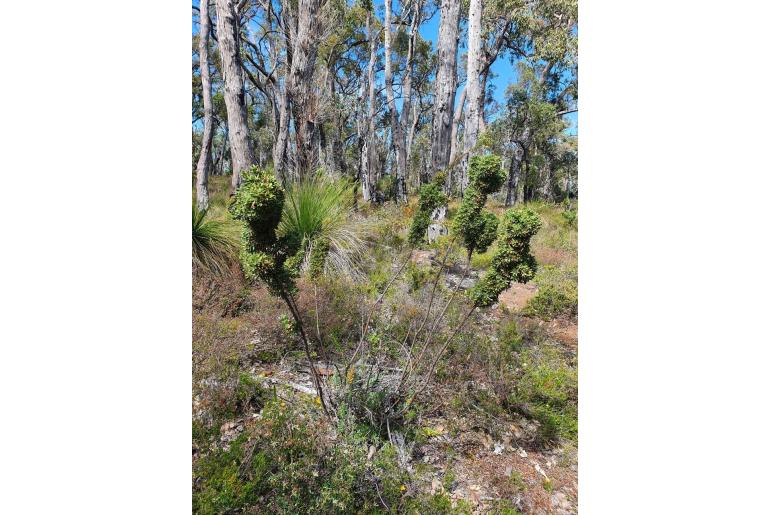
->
[[278, 174, 367, 280], [192, 204, 238, 276]]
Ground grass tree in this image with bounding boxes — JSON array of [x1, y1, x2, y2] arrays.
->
[[192, 205, 237, 276]]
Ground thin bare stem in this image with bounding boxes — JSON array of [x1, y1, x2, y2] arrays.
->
[[280, 287, 332, 419]]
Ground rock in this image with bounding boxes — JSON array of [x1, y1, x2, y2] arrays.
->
[[427, 223, 448, 243], [551, 491, 575, 515], [431, 206, 447, 221], [444, 272, 477, 290]]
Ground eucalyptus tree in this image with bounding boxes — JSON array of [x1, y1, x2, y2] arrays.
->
[[195, 0, 214, 210], [429, 0, 461, 181], [214, 0, 256, 192], [460, 0, 483, 193], [358, 3, 380, 203]]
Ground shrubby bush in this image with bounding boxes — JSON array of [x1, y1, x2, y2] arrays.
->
[[193, 398, 413, 514]]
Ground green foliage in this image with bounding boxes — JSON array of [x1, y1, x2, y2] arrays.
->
[[509, 347, 578, 442], [193, 434, 270, 514], [406, 262, 431, 292], [308, 238, 330, 279], [524, 264, 578, 320], [279, 174, 365, 279], [376, 174, 397, 200], [498, 319, 523, 354], [491, 499, 523, 515], [453, 155, 505, 255], [408, 179, 448, 247], [192, 205, 238, 275], [229, 166, 298, 295], [561, 207, 577, 228], [228, 167, 284, 235], [406, 492, 473, 514], [470, 207, 542, 307], [193, 399, 410, 514], [524, 284, 577, 320], [468, 155, 506, 195]]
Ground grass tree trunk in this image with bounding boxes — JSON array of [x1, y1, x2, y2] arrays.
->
[[429, 0, 461, 182], [196, 0, 213, 210], [215, 0, 255, 193], [384, 0, 407, 203], [460, 0, 483, 195]]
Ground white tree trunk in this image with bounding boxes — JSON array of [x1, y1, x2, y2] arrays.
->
[[288, 0, 324, 179], [460, 0, 483, 194], [195, 0, 213, 210], [448, 87, 466, 165], [215, 0, 255, 193], [384, 0, 408, 203], [429, 0, 461, 180], [360, 13, 378, 203]]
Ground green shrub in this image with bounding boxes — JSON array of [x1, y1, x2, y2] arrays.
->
[[376, 174, 397, 200], [470, 207, 542, 307], [453, 155, 505, 256], [192, 434, 270, 514], [408, 173, 448, 247], [229, 166, 297, 295], [406, 261, 431, 292], [524, 264, 578, 320], [498, 319, 523, 354], [193, 399, 411, 514], [509, 347, 577, 442], [561, 208, 577, 228], [524, 284, 577, 320], [192, 204, 238, 275]]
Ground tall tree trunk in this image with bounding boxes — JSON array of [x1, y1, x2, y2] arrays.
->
[[288, 0, 324, 179], [478, 67, 489, 133], [385, 0, 408, 203], [448, 86, 466, 188], [360, 13, 378, 203], [403, 2, 423, 192], [215, 0, 255, 193], [406, 101, 419, 170], [429, 0, 461, 180], [460, 0, 483, 194], [195, 0, 213, 210], [505, 143, 523, 206], [273, 79, 290, 183]]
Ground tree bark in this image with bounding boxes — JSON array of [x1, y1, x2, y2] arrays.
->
[[195, 0, 213, 210], [448, 86, 466, 171], [360, 13, 378, 203], [429, 0, 461, 180], [460, 0, 483, 194], [215, 0, 255, 193], [505, 142, 524, 206], [384, 0, 408, 203], [288, 0, 325, 179]]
